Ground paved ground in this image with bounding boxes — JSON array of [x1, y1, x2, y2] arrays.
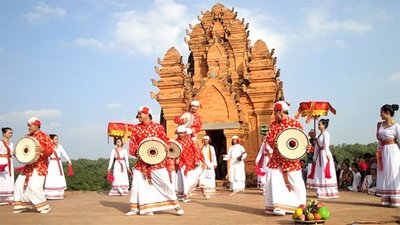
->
[[1, 188, 399, 225]]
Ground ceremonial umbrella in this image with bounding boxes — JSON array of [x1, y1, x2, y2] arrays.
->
[[294, 101, 337, 131]]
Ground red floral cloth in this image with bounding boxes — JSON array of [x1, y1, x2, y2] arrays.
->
[[22, 131, 54, 189], [176, 137, 204, 175], [129, 121, 170, 173], [174, 111, 203, 134], [266, 117, 303, 172]]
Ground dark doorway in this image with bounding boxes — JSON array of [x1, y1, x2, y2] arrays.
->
[[206, 130, 227, 180]]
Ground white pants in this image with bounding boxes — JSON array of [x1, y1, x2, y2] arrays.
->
[[177, 165, 203, 198], [265, 168, 306, 214], [129, 168, 181, 214], [14, 169, 50, 212]]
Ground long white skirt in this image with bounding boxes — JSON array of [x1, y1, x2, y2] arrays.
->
[[199, 168, 216, 193], [0, 160, 14, 203], [14, 169, 50, 212], [109, 161, 129, 196], [44, 160, 67, 199], [307, 152, 339, 198], [229, 162, 246, 192], [265, 168, 306, 214], [129, 168, 181, 215], [177, 165, 203, 198], [376, 144, 400, 207]]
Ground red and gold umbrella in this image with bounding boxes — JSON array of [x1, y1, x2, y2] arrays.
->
[[294, 101, 336, 130], [108, 122, 134, 143]]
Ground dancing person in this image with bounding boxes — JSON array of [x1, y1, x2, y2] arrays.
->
[[264, 101, 306, 216], [199, 135, 217, 199], [174, 100, 203, 140], [176, 126, 205, 202], [376, 104, 400, 207], [224, 135, 247, 195], [254, 136, 271, 195], [307, 119, 339, 198], [0, 127, 14, 205], [125, 106, 184, 216], [107, 137, 130, 196], [14, 117, 54, 214], [44, 134, 72, 200]]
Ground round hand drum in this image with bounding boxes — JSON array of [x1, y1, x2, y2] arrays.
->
[[15, 137, 41, 165], [137, 137, 167, 165], [276, 128, 308, 160], [168, 140, 182, 159], [180, 112, 193, 128]]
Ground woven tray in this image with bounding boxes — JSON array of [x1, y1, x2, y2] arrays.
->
[[294, 220, 326, 225]]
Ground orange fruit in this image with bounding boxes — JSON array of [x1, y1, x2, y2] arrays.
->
[[314, 213, 322, 220], [307, 213, 314, 221]]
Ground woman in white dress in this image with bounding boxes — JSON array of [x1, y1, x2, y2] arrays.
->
[[107, 137, 130, 196], [307, 119, 339, 198], [199, 135, 217, 198], [376, 104, 400, 207], [0, 127, 14, 205], [44, 134, 72, 199], [224, 135, 247, 195]]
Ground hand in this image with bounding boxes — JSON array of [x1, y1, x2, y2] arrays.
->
[[306, 144, 312, 151], [285, 182, 294, 192], [237, 156, 242, 161], [327, 155, 332, 161], [36, 146, 44, 153]]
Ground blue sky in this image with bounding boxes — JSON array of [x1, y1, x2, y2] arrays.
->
[[1, 0, 399, 160]]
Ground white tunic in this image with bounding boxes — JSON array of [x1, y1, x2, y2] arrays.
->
[[107, 148, 130, 196], [226, 144, 247, 191], [376, 122, 400, 206], [0, 141, 14, 203], [307, 131, 339, 198], [44, 144, 71, 199], [199, 144, 217, 192]]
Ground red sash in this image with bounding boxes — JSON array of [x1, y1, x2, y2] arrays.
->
[[114, 148, 124, 172], [2, 140, 12, 176], [52, 149, 63, 176]]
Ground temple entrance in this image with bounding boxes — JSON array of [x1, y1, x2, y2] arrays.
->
[[205, 129, 227, 180]]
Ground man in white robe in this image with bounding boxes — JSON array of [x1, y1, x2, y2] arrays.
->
[[224, 135, 247, 195]]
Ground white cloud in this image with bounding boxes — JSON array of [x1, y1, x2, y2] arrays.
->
[[74, 0, 189, 57], [24, 2, 67, 25], [111, 0, 189, 57], [390, 72, 400, 83], [106, 103, 124, 109], [376, 9, 395, 21], [236, 8, 289, 55], [0, 109, 62, 123], [75, 38, 105, 49], [305, 8, 373, 37]]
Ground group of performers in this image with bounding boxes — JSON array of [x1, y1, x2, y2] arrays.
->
[[0, 101, 399, 217], [255, 101, 399, 215], [0, 117, 72, 214]]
